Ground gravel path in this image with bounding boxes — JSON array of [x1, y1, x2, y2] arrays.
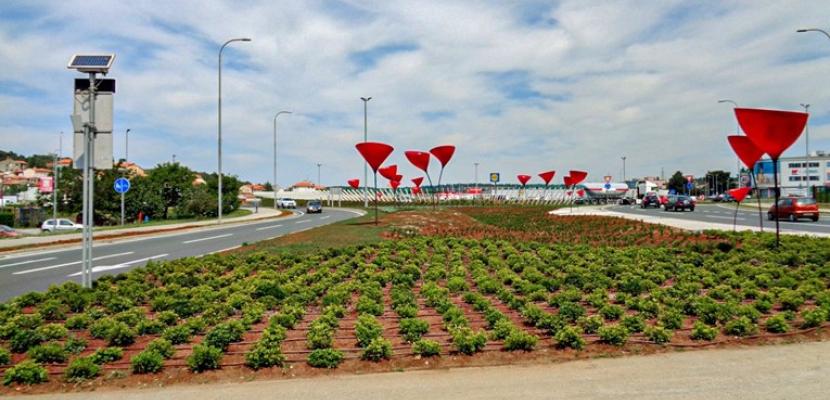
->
[[28, 340, 830, 400]]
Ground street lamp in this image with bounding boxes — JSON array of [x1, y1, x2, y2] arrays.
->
[[272, 111, 292, 209], [317, 163, 322, 187], [718, 99, 741, 188], [218, 37, 252, 224], [800, 103, 811, 196], [360, 97, 371, 208], [621, 156, 627, 182], [797, 28, 830, 40], [125, 128, 130, 162]]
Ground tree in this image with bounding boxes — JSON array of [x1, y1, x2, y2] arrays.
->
[[667, 171, 686, 194], [263, 182, 273, 191], [705, 170, 735, 195], [202, 173, 241, 214], [146, 163, 195, 219]]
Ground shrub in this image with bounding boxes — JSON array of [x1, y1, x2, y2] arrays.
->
[[355, 315, 383, 347], [155, 310, 179, 326], [38, 299, 67, 321], [131, 350, 164, 374], [146, 338, 175, 359], [644, 326, 673, 344], [723, 316, 757, 337], [554, 325, 585, 350], [764, 314, 790, 333], [65, 314, 92, 330], [3, 360, 48, 385], [183, 317, 207, 335], [307, 348, 344, 368], [307, 322, 335, 350], [36, 323, 68, 341], [778, 290, 805, 311], [90, 347, 124, 364], [557, 302, 586, 323], [599, 304, 624, 321], [162, 325, 192, 345], [271, 313, 298, 329], [800, 308, 828, 329], [597, 325, 629, 346], [490, 319, 515, 340], [137, 319, 164, 335], [399, 318, 429, 343], [28, 342, 67, 363], [64, 335, 87, 355], [395, 304, 418, 319], [246, 343, 285, 370], [106, 322, 136, 346], [0, 347, 9, 365], [412, 339, 441, 357], [10, 329, 42, 353], [578, 315, 603, 334], [64, 357, 100, 382], [446, 276, 468, 293], [89, 318, 118, 339], [361, 337, 393, 361], [451, 327, 487, 355], [690, 321, 718, 341], [204, 321, 245, 351], [356, 297, 384, 316], [187, 344, 223, 372], [621, 315, 646, 333]]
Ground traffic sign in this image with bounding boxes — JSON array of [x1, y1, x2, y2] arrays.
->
[[685, 182, 694, 190], [489, 173, 500, 183], [114, 177, 130, 194]]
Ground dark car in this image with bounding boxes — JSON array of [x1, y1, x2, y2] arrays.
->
[[664, 195, 695, 212], [768, 197, 819, 222], [641, 194, 661, 208], [306, 200, 323, 214]]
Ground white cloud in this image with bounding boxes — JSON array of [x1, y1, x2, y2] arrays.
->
[[0, 0, 828, 187]]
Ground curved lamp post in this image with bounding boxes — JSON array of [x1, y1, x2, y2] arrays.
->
[[272, 110, 292, 209], [719, 99, 742, 189], [218, 37, 251, 223]]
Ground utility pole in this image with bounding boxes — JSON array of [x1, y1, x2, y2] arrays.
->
[[53, 132, 62, 226], [621, 156, 627, 182], [317, 163, 322, 188], [121, 129, 129, 226], [801, 103, 811, 197], [361, 97, 371, 208]]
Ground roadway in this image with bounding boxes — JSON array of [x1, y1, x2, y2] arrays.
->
[[0, 208, 361, 301], [609, 203, 830, 235]]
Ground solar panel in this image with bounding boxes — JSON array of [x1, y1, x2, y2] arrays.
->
[[67, 54, 115, 73]]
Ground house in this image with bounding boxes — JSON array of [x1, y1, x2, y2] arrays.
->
[[290, 180, 325, 192], [192, 174, 206, 186], [116, 161, 147, 177], [0, 158, 28, 173]]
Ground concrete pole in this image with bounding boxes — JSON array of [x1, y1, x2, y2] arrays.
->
[[218, 38, 251, 224], [361, 97, 371, 208]]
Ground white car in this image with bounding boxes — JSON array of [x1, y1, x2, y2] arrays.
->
[[276, 198, 297, 209], [41, 218, 83, 232]]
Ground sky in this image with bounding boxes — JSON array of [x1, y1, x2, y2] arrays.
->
[[1, 0, 829, 187]]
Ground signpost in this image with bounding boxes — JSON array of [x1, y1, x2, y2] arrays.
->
[[114, 177, 130, 226], [685, 175, 694, 195], [490, 173, 499, 201]]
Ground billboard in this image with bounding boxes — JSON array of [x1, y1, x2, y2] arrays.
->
[[38, 176, 53, 193], [753, 159, 775, 188]]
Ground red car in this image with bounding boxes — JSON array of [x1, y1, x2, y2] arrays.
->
[[768, 197, 819, 222], [0, 225, 18, 238]]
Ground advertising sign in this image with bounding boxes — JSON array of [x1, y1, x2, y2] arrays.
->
[[753, 159, 775, 188], [38, 176, 53, 193], [489, 173, 499, 183]]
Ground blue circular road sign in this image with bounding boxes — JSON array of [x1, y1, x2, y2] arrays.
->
[[114, 177, 131, 194]]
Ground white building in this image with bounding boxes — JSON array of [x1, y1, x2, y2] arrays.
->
[[754, 151, 830, 197]]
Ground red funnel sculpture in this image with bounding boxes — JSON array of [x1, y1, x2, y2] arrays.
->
[[430, 145, 456, 205], [728, 187, 752, 231], [538, 170, 556, 203], [517, 175, 531, 186], [355, 142, 394, 224], [347, 179, 360, 189], [569, 170, 588, 185], [728, 135, 765, 232], [405, 151, 431, 172], [734, 108, 808, 246], [411, 177, 423, 187], [379, 165, 398, 180]]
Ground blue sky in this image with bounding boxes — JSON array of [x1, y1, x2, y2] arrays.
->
[[0, 0, 829, 187]]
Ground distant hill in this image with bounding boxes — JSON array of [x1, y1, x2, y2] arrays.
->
[[0, 150, 55, 169]]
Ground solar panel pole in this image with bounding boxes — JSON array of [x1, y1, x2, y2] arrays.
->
[[83, 72, 98, 288]]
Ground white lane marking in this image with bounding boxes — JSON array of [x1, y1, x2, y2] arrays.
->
[[0, 257, 57, 269], [13, 252, 134, 275], [204, 246, 241, 256], [320, 216, 330, 220], [708, 215, 745, 220], [295, 220, 310, 224], [67, 254, 168, 277], [255, 224, 283, 231], [182, 233, 232, 244]]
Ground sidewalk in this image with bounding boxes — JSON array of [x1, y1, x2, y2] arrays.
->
[[0, 207, 289, 253], [550, 206, 830, 237]]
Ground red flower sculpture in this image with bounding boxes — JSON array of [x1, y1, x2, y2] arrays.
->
[[379, 164, 398, 180], [347, 179, 360, 189], [727, 135, 764, 168], [734, 108, 808, 160], [404, 150, 431, 172], [517, 174, 531, 186], [577, 189, 585, 197], [412, 186, 421, 195], [538, 171, 556, 185], [356, 142, 394, 172], [411, 177, 424, 187], [569, 170, 588, 185], [393, 174, 403, 182], [563, 176, 573, 187], [390, 180, 400, 190], [728, 187, 751, 203], [429, 145, 456, 167]]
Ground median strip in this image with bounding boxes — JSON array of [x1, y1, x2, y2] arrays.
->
[[13, 252, 134, 275], [0, 257, 57, 269], [182, 233, 233, 244], [66, 254, 168, 277]]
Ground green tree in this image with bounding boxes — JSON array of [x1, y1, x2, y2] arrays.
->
[[202, 173, 241, 214], [146, 163, 195, 219], [667, 171, 686, 194]]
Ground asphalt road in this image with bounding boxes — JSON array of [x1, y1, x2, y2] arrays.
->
[[0, 208, 361, 301], [611, 203, 830, 235]]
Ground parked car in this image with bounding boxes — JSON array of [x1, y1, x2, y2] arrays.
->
[[277, 198, 297, 209], [641, 194, 661, 208], [306, 200, 323, 214], [664, 195, 695, 212], [618, 197, 634, 205], [768, 197, 819, 222], [0, 225, 18, 238], [41, 218, 83, 232]]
